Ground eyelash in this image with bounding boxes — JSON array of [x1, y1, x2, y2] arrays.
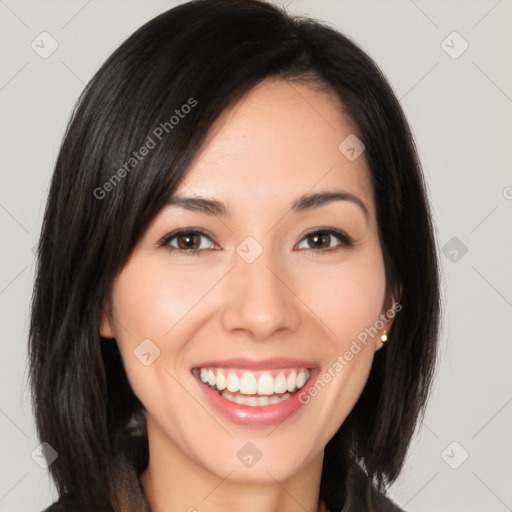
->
[[158, 227, 354, 256]]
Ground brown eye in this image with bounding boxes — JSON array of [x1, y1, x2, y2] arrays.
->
[[306, 232, 331, 250], [175, 233, 202, 250], [296, 229, 353, 252], [161, 229, 216, 255]]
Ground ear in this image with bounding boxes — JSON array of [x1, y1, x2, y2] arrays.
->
[[100, 300, 115, 338], [374, 319, 393, 351], [375, 286, 402, 351]]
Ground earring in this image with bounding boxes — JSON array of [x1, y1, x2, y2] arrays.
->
[[380, 330, 388, 343], [101, 323, 114, 339]]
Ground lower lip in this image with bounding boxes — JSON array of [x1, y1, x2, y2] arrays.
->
[[193, 369, 319, 427]]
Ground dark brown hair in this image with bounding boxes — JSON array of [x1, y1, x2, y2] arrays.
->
[[29, 0, 441, 510]]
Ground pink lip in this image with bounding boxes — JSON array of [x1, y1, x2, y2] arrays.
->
[[191, 357, 318, 371], [192, 365, 321, 427]]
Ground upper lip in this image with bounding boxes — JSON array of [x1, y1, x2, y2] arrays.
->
[[191, 357, 319, 371]]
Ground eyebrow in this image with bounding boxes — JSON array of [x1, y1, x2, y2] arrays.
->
[[167, 190, 369, 220]]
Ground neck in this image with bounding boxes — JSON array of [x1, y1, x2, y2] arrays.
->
[[140, 416, 326, 512]]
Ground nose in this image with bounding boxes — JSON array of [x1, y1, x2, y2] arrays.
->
[[220, 248, 301, 341]]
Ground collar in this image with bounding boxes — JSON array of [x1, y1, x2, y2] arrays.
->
[[114, 442, 404, 512]]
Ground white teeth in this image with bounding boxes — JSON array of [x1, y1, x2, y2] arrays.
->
[[257, 373, 275, 395], [226, 373, 239, 392], [216, 370, 227, 390], [221, 389, 292, 406], [245, 395, 259, 406], [286, 372, 297, 392], [239, 371, 257, 394], [196, 368, 311, 395], [258, 395, 270, 406], [296, 369, 308, 389], [274, 373, 288, 393]]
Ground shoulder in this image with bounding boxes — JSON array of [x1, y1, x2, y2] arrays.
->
[[343, 461, 405, 512]]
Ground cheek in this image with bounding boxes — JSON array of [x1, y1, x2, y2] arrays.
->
[[295, 253, 387, 346], [111, 257, 222, 344], [109, 257, 228, 404], [292, 251, 386, 428], [109, 260, 196, 431]]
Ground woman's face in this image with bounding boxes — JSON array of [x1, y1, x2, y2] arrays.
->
[[103, 78, 393, 483]]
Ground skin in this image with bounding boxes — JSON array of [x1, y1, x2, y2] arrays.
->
[[102, 78, 395, 512]]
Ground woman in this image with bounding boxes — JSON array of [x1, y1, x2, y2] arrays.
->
[[29, 0, 441, 510]]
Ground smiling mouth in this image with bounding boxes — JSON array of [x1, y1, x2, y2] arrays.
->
[[192, 367, 312, 407]]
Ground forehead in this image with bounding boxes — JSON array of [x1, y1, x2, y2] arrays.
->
[[174, 78, 375, 220]]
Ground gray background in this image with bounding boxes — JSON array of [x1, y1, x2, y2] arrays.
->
[[1, 1, 511, 511]]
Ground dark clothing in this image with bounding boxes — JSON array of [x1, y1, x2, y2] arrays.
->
[[43, 456, 404, 512], [43, 428, 404, 512]]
